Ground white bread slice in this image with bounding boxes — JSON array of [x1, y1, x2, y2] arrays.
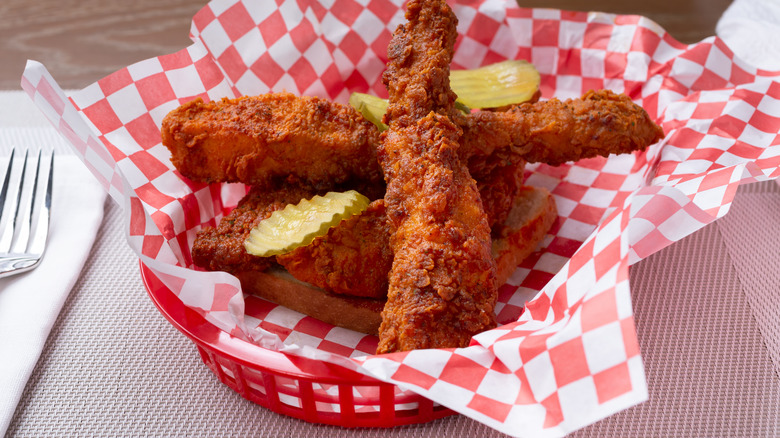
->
[[492, 185, 557, 285]]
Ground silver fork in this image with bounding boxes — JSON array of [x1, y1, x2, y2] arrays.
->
[[0, 149, 54, 278]]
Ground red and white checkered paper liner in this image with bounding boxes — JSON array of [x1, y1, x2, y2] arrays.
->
[[21, 0, 780, 436]]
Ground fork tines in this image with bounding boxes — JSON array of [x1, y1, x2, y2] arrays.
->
[[0, 149, 54, 277]]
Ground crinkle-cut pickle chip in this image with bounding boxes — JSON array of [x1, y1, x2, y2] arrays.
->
[[349, 60, 540, 129], [245, 190, 370, 257], [348, 92, 388, 132], [449, 60, 540, 109], [348, 93, 471, 132]]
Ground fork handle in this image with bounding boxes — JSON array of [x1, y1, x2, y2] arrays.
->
[[0, 255, 41, 278]]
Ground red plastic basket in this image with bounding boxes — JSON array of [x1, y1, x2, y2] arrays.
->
[[140, 262, 455, 427]]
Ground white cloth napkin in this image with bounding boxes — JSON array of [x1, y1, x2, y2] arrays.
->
[[717, 0, 780, 190], [717, 0, 780, 70], [0, 91, 107, 436]]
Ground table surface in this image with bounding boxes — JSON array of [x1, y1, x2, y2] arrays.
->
[[4, 1, 780, 437]]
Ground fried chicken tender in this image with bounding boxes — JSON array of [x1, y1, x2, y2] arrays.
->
[[161, 93, 381, 191], [375, 0, 498, 353], [460, 89, 666, 179], [162, 90, 663, 190]]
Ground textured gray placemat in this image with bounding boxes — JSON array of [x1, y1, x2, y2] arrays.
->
[[6, 182, 780, 437], [572, 181, 780, 438]]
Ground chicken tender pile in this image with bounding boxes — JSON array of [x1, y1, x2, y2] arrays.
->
[[162, 0, 664, 354]]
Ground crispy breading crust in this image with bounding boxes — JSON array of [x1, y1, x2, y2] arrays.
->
[[375, 0, 498, 353], [461, 89, 666, 179], [161, 92, 382, 191]]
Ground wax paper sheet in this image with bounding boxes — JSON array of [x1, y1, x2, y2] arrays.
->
[[21, 0, 780, 436]]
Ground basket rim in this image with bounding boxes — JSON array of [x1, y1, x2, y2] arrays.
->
[[139, 261, 388, 386]]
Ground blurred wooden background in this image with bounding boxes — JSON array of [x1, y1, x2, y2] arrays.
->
[[0, 0, 733, 90]]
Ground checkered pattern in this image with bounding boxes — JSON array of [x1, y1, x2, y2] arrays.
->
[[21, 0, 780, 436]]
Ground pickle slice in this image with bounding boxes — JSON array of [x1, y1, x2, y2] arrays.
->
[[349, 92, 388, 132], [449, 60, 540, 109], [349, 93, 468, 131], [245, 190, 370, 257]]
